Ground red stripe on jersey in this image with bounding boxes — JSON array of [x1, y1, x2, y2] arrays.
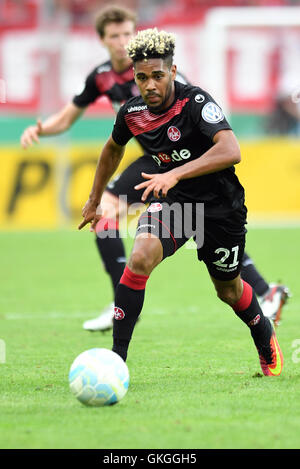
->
[[95, 67, 134, 93], [125, 98, 190, 136]]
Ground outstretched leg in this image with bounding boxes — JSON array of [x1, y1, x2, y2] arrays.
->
[[211, 275, 283, 376]]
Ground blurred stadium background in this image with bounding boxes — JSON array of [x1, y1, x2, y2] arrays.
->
[[1, 0, 300, 230], [1, 2, 300, 450]]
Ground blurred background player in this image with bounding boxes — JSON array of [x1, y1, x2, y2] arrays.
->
[[20, 5, 289, 332]]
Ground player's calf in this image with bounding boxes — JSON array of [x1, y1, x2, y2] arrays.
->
[[112, 235, 162, 361]]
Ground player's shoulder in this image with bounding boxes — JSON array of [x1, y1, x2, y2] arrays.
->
[[89, 60, 112, 77], [83, 60, 111, 81], [176, 82, 228, 125], [176, 82, 211, 105]]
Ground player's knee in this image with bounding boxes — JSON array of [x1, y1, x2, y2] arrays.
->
[[129, 237, 162, 275], [129, 250, 154, 275]]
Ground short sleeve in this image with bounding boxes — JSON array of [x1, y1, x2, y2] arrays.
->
[[190, 89, 232, 140], [72, 69, 101, 108], [111, 105, 133, 146]]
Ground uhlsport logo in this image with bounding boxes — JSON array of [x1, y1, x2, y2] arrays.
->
[[147, 203, 163, 213], [167, 126, 181, 141], [114, 307, 125, 320], [195, 93, 205, 103], [127, 104, 147, 113]]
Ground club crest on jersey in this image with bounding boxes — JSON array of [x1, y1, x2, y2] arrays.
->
[[201, 102, 224, 123], [167, 126, 181, 142], [114, 307, 125, 320], [147, 203, 162, 213]]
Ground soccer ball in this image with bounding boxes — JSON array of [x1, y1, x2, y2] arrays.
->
[[68, 348, 129, 407]]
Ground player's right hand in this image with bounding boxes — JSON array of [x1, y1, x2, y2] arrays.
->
[[20, 119, 43, 149], [78, 199, 102, 231]]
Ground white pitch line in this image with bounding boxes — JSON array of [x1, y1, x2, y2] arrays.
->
[[0, 304, 203, 321], [1, 311, 90, 320]]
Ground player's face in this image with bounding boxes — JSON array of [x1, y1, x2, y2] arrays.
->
[[134, 58, 176, 111], [101, 21, 135, 62]]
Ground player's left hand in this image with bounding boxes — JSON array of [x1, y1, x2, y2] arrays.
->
[[78, 199, 102, 230], [135, 172, 179, 202]]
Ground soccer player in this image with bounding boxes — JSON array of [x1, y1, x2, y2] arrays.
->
[[79, 28, 283, 376], [20, 6, 289, 332]]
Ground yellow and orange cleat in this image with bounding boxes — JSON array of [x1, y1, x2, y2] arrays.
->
[[257, 324, 283, 376]]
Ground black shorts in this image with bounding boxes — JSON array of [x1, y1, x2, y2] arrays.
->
[[106, 155, 157, 205], [136, 198, 246, 281]]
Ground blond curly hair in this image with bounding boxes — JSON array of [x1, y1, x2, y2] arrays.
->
[[126, 28, 175, 64]]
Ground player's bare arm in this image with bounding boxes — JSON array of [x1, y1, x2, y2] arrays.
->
[[20, 102, 84, 149], [135, 130, 240, 201], [78, 136, 125, 230], [171, 129, 241, 180], [20, 118, 43, 148]]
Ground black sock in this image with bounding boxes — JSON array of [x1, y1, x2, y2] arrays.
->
[[113, 284, 145, 361], [233, 281, 272, 348], [241, 252, 269, 297], [112, 266, 149, 361], [95, 230, 126, 294]]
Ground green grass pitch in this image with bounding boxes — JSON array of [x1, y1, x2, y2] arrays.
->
[[0, 226, 300, 449]]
